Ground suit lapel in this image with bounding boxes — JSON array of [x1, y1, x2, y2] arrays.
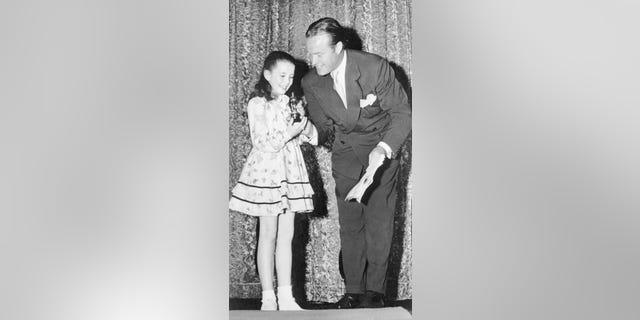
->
[[311, 73, 347, 121]]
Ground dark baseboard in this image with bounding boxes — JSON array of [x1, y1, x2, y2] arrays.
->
[[229, 298, 412, 313]]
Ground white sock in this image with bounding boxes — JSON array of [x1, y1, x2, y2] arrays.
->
[[277, 285, 293, 298], [262, 289, 276, 301]]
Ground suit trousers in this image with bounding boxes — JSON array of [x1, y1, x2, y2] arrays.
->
[[333, 155, 400, 295]]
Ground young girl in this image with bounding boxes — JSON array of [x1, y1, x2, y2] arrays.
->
[[229, 51, 315, 311]]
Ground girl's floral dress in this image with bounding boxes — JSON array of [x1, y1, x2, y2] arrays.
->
[[229, 95, 314, 216]]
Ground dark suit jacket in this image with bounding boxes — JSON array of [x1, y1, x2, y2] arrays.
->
[[302, 49, 411, 179]]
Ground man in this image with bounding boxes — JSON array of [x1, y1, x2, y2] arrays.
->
[[299, 17, 411, 308]]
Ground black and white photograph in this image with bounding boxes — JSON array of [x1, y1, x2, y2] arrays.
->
[[228, 1, 413, 318]]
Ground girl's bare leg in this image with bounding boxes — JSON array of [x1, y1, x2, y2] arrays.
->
[[257, 216, 278, 310], [275, 211, 302, 310]]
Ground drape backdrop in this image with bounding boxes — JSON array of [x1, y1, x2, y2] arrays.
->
[[229, 0, 412, 302]]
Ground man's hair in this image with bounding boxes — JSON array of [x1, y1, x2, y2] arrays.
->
[[305, 17, 346, 46]]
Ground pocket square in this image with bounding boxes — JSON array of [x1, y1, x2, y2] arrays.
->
[[359, 93, 377, 108]]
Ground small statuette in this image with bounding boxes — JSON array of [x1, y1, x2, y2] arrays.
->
[[289, 93, 302, 123]]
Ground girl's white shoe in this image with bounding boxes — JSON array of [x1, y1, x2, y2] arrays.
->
[[260, 298, 278, 311], [277, 298, 303, 311]]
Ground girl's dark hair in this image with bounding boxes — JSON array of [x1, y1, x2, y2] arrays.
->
[[249, 51, 296, 101]]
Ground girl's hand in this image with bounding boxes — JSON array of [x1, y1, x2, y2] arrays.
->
[[294, 101, 306, 117], [286, 116, 308, 140]]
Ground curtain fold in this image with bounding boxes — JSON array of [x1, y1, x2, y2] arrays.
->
[[229, 0, 412, 302]]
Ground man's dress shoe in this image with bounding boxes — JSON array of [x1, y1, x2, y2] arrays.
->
[[358, 290, 385, 308], [336, 293, 361, 309]]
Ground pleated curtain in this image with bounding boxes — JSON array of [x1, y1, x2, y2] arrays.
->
[[229, 0, 412, 302]]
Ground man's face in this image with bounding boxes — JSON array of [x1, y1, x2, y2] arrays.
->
[[306, 32, 343, 76]]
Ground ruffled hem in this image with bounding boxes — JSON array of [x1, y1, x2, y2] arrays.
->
[[229, 179, 314, 216]]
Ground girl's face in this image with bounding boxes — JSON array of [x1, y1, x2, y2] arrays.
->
[[264, 60, 295, 98]]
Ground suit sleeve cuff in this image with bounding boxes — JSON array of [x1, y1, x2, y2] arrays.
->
[[377, 141, 392, 158]]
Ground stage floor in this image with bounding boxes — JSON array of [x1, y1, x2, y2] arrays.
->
[[230, 306, 412, 320], [230, 298, 412, 313]]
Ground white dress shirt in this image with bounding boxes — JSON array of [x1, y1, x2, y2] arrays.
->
[[330, 51, 348, 109]]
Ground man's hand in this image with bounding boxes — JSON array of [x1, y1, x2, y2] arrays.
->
[[345, 146, 387, 202], [368, 145, 386, 169], [301, 119, 315, 137], [363, 145, 386, 188]]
